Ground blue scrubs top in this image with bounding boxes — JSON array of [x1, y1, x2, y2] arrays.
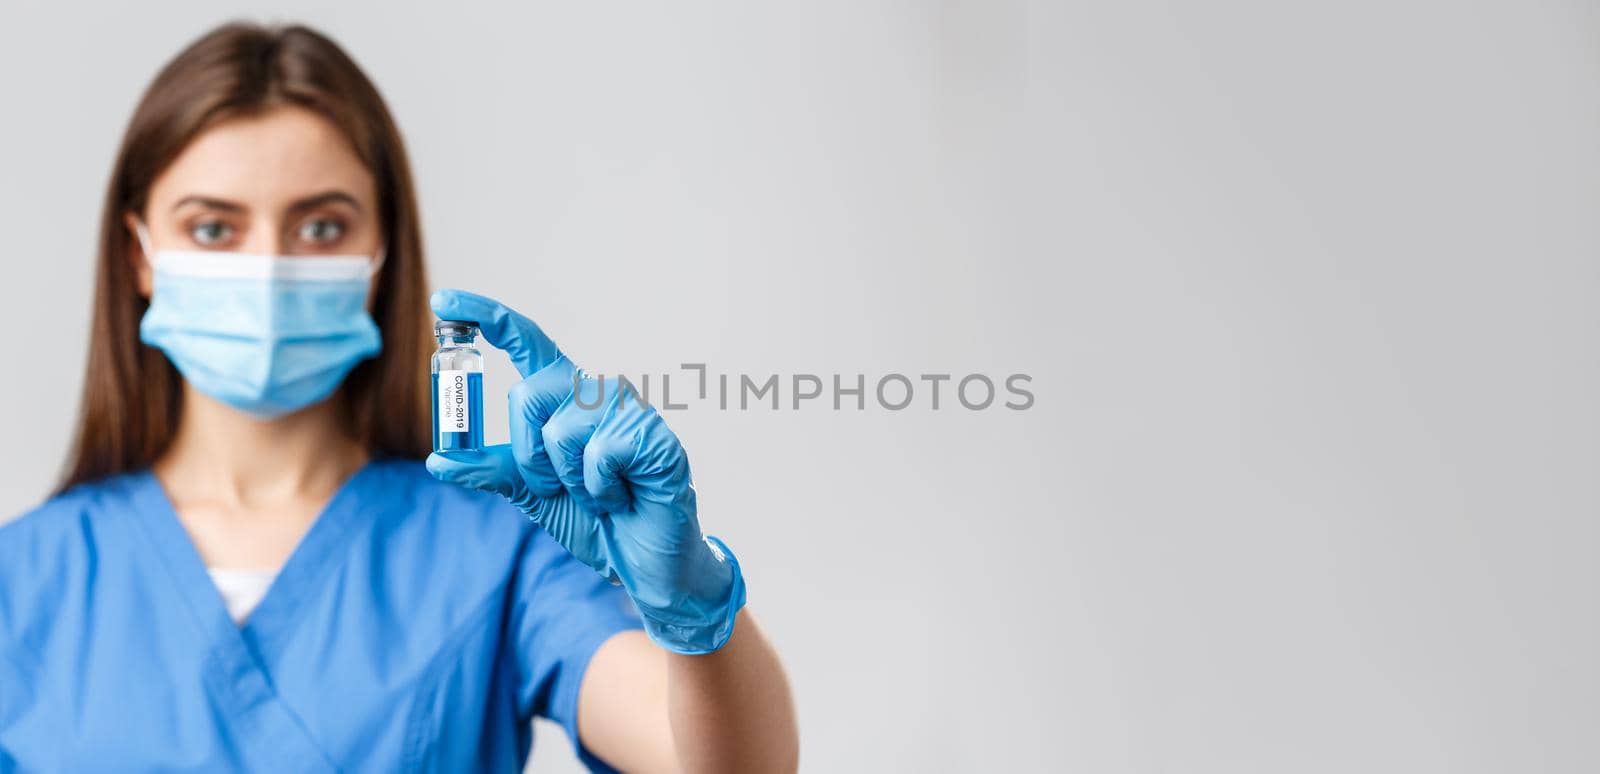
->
[[0, 459, 643, 772]]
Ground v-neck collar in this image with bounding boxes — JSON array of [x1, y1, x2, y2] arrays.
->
[[120, 460, 386, 772], [128, 460, 382, 663]]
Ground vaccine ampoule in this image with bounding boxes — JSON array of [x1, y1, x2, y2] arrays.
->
[[431, 320, 484, 452]]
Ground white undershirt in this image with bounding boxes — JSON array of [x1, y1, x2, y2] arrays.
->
[[208, 568, 278, 623]]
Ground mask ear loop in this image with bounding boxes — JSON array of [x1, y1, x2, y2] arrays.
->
[[133, 219, 156, 266], [369, 244, 387, 279]]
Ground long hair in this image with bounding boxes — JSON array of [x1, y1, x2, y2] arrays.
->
[[58, 22, 433, 492]]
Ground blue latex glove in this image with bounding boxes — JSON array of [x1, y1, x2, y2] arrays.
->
[[424, 289, 745, 654]]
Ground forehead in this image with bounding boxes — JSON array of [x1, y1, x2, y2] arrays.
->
[[147, 105, 376, 211]]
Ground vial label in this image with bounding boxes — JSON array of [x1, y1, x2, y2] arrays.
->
[[437, 369, 472, 433]]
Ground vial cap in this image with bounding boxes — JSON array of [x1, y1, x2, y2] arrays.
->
[[435, 319, 478, 338]]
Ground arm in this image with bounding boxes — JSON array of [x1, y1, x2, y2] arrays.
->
[[422, 289, 797, 772], [580, 611, 797, 773]]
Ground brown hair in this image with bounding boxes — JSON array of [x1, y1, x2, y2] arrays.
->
[[58, 22, 432, 492]]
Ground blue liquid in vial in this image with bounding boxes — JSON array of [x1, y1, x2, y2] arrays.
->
[[432, 371, 484, 451]]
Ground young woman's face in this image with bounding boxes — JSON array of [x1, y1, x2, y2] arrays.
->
[[127, 104, 381, 296]]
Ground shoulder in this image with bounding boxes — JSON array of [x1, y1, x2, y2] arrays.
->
[[362, 457, 523, 518], [0, 474, 143, 639], [0, 474, 141, 565], [358, 460, 607, 589], [357, 457, 535, 549]]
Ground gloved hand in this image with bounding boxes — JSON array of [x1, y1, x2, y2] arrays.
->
[[424, 289, 745, 655]]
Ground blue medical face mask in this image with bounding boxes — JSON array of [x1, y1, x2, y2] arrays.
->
[[135, 221, 385, 419]]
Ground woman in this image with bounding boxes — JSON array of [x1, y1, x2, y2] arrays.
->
[[0, 22, 797, 773]]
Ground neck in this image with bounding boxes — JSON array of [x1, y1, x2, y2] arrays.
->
[[154, 385, 369, 508]]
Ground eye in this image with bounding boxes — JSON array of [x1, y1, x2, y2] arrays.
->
[[297, 217, 346, 245], [189, 220, 234, 247]]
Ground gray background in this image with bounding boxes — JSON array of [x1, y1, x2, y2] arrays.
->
[[2, 1, 1597, 771]]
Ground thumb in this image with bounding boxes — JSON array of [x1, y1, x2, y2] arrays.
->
[[427, 445, 536, 512]]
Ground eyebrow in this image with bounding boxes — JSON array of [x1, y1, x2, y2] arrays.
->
[[287, 190, 363, 215], [169, 190, 363, 215], [170, 195, 245, 214]]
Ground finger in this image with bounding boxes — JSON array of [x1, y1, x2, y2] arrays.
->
[[426, 445, 536, 512], [509, 356, 577, 497], [582, 390, 653, 513], [430, 288, 564, 378], [585, 395, 692, 513], [542, 374, 623, 513], [582, 435, 634, 514]]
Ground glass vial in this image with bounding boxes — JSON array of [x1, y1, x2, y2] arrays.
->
[[431, 320, 484, 452]]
